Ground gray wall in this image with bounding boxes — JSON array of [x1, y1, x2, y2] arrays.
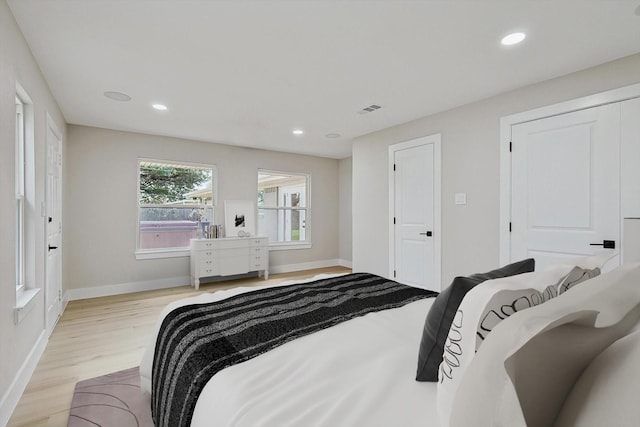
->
[[64, 125, 341, 290], [353, 53, 640, 289], [0, 1, 67, 421], [338, 157, 352, 265]]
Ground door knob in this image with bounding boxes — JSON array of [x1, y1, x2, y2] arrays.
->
[[48, 245, 58, 251], [589, 240, 615, 249], [419, 231, 433, 237]]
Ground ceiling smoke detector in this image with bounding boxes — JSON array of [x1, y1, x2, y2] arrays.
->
[[357, 104, 382, 115]]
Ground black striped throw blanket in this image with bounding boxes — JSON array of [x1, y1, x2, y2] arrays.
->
[[151, 272, 436, 427]]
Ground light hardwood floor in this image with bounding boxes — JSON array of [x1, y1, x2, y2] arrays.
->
[[7, 266, 351, 427]]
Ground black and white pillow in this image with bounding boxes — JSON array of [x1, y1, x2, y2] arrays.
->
[[436, 264, 576, 426], [415, 259, 535, 381]]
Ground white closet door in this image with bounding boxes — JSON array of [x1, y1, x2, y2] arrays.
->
[[511, 103, 621, 271]]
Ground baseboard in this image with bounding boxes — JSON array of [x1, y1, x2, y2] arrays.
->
[[0, 330, 47, 427], [269, 259, 345, 275], [65, 261, 352, 301], [65, 276, 191, 301], [338, 259, 353, 269]]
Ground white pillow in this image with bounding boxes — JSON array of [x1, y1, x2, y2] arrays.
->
[[553, 326, 640, 427], [448, 262, 640, 427], [436, 264, 573, 426]]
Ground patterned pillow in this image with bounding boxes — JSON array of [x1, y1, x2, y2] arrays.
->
[[415, 259, 535, 381], [436, 265, 574, 426], [448, 262, 640, 427]]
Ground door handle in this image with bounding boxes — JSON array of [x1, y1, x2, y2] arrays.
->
[[589, 240, 615, 249], [48, 245, 58, 251], [419, 231, 433, 237]]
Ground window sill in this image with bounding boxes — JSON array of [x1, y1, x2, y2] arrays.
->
[[135, 248, 190, 260], [268, 242, 312, 251], [15, 288, 41, 324]]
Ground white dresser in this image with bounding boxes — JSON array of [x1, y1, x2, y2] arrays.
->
[[190, 237, 269, 289]]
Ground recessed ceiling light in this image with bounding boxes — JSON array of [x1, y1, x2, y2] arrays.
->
[[152, 103, 168, 111], [501, 32, 526, 46], [325, 133, 341, 139], [104, 91, 131, 102], [292, 129, 304, 135]]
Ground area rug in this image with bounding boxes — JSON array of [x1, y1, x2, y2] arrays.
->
[[67, 366, 153, 427]]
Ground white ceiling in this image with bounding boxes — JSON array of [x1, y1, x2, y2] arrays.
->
[[8, 1, 640, 159]]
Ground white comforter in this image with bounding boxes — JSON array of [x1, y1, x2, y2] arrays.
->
[[140, 274, 440, 427]]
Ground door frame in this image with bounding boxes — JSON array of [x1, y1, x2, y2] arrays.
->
[[45, 112, 63, 336], [499, 82, 640, 266], [388, 134, 442, 289]]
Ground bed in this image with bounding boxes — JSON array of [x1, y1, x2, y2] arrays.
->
[[140, 259, 640, 427]]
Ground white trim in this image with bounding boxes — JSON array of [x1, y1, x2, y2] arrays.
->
[[65, 275, 192, 301], [135, 248, 190, 260], [268, 259, 343, 275], [66, 261, 349, 301], [257, 168, 312, 246], [388, 134, 442, 289], [0, 330, 47, 427], [268, 242, 312, 251], [14, 288, 41, 324], [136, 157, 217, 253], [499, 83, 640, 266], [338, 259, 353, 269]]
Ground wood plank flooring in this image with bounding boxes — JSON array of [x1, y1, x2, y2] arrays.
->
[[7, 266, 351, 427]]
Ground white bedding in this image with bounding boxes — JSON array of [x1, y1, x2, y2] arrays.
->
[[140, 274, 440, 427]]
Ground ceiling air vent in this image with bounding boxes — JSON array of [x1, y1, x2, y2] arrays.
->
[[358, 104, 382, 115]]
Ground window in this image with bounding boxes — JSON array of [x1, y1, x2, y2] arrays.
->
[[258, 170, 310, 248], [137, 159, 215, 257], [15, 97, 25, 293]]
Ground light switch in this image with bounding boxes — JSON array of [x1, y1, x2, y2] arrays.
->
[[455, 192, 467, 205]]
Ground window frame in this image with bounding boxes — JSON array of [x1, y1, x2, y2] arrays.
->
[[15, 96, 25, 293], [14, 86, 41, 324], [135, 158, 217, 260], [257, 169, 312, 250]]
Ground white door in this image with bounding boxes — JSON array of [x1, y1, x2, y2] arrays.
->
[[510, 104, 620, 271], [45, 116, 62, 335], [390, 135, 441, 291]]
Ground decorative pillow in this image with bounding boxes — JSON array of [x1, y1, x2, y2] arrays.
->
[[415, 258, 535, 381], [553, 327, 640, 427], [557, 266, 600, 295], [437, 264, 574, 426], [447, 262, 640, 427]]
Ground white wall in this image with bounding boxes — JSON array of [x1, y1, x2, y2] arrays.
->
[[353, 53, 640, 289], [64, 125, 341, 293], [338, 157, 352, 266], [0, 2, 67, 424]]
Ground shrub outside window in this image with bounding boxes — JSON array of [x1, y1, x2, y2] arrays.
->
[[137, 159, 215, 253], [258, 170, 310, 247]]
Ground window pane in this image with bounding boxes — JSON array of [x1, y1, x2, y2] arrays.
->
[[16, 199, 24, 288], [138, 159, 215, 251], [139, 162, 213, 205], [258, 209, 306, 243], [258, 172, 307, 208], [139, 206, 213, 249]]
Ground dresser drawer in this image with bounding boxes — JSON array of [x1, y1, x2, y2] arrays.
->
[[198, 265, 216, 277], [198, 257, 215, 269], [250, 237, 268, 247], [190, 237, 269, 289], [192, 239, 217, 250], [198, 250, 215, 260], [252, 255, 268, 270], [215, 239, 250, 250]]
